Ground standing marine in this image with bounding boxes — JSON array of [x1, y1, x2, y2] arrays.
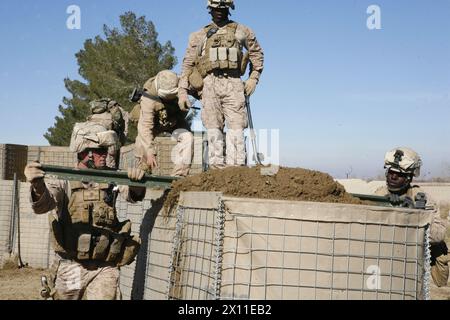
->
[[178, 0, 264, 168]]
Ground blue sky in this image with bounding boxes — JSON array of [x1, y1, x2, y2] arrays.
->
[[0, 0, 449, 178]]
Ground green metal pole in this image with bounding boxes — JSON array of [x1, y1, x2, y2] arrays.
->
[[350, 193, 392, 205], [41, 165, 180, 189]]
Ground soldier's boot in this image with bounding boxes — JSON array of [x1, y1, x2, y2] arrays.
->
[[226, 129, 246, 166], [207, 129, 225, 169]]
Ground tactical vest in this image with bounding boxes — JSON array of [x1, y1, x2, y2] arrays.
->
[[50, 182, 139, 266], [197, 22, 243, 78], [144, 78, 181, 132], [87, 103, 126, 144]]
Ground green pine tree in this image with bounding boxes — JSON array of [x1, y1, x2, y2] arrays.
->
[[45, 11, 177, 146]]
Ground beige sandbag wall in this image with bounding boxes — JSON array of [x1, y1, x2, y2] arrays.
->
[[140, 192, 433, 300]]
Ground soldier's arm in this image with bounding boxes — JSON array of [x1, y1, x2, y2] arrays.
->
[[241, 25, 264, 82], [30, 179, 66, 215], [429, 210, 448, 244], [136, 96, 157, 156], [427, 196, 448, 244], [179, 31, 203, 91]]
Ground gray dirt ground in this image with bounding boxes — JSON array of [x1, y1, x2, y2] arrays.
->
[[0, 267, 449, 300], [0, 268, 47, 300]]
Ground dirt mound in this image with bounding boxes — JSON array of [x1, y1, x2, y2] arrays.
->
[[165, 166, 363, 213]]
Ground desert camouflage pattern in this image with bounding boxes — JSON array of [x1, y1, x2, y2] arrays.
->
[[53, 259, 120, 300], [384, 147, 422, 177], [180, 22, 263, 167], [375, 185, 449, 287], [135, 77, 193, 176], [207, 0, 235, 9], [375, 185, 447, 243], [179, 23, 264, 91], [30, 178, 137, 216]]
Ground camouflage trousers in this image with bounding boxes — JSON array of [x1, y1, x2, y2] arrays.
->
[[201, 74, 248, 166], [170, 130, 194, 177], [53, 259, 120, 300], [136, 130, 194, 177]]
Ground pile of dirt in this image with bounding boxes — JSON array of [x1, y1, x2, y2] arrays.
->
[[165, 166, 364, 213]]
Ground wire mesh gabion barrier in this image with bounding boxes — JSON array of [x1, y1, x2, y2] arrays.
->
[[163, 192, 432, 300]]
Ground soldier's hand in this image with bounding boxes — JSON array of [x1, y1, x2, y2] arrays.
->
[[24, 161, 45, 183], [387, 193, 401, 206], [244, 78, 258, 96], [178, 97, 192, 112], [400, 196, 415, 209], [128, 168, 145, 181], [178, 88, 192, 111], [146, 153, 158, 170]]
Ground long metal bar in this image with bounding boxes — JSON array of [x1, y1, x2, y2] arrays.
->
[[41, 165, 180, 189], [350, 193, 391, 204], [245, 96, 263, 165], [8, 174, 18, 254]]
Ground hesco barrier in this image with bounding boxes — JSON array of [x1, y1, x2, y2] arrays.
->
[[0, 135, 205, 184], [0, 144, 28, 181], [119, 135, 204, 176], [151, 192, 432, 300], [0, 186, 436, 300]]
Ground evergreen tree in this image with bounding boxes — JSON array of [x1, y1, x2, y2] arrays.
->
[[45, 11, 177, 145]]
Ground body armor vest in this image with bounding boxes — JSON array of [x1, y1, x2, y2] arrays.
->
[[197, 22, 243, 77], [144, 78, 181, 132], [51, 182, 136, 265]]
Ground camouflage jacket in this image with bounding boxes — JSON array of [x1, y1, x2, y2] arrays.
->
[[375, 185, 448, 244], [179, 21, 264, 90]]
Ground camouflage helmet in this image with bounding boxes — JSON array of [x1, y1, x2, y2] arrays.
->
[[207, 0, 235, 10], [154, 70, 179, 100], [70, 122, 119, 155], [384, 147, 422, 177], [90, 98, 110, 114]]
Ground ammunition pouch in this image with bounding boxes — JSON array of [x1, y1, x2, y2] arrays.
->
[[117, 235, 141, 267], [196, 22, 243, 79], [188, 67, 204, 91], [51, 182, 141, 267], [74, 220, 135, 264]]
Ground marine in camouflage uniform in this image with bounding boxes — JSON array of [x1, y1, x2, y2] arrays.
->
[[87, 98, 128, 169], [134, 70, 194, 177], [178, 0, 264, 168], [374, 147, 449, 287], [24, 122, 146, 300]]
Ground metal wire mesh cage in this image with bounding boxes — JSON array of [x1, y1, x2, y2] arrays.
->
[[162, 192, 432, 300]]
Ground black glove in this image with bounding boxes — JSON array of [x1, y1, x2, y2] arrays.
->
[[430, 241, 449, 264], [400, 196, 415, 209], [387, 193, 401, 206]]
